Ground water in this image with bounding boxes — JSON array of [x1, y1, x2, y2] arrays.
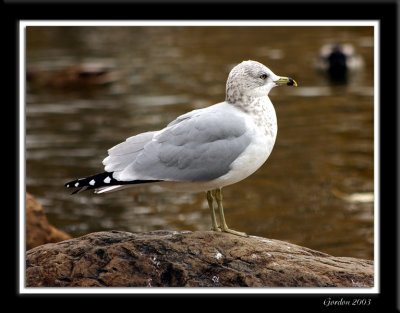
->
[[25, 25, 374, 259]]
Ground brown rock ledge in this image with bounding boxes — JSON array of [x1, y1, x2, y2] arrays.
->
[[25, 230, 373, 287], [26, 192, 71, 250]]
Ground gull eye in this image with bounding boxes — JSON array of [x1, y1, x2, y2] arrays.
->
[[260, 74, 268, 80]]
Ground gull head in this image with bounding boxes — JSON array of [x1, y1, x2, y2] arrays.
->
[[225, 60, 297, 104]]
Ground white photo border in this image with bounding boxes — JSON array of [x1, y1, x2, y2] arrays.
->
[[19, 20, 380, 295]]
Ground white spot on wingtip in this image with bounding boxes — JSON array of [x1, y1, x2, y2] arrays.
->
[[104, 176, 111, 184], [75, 182, 79, 187], [89, 179, 95, 186]]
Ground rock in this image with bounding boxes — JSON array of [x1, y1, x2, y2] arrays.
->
[[26, 192, 71, 250], [26, 230, 373, 287]]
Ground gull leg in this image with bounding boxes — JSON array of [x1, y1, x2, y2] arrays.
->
[[207, 190, 221, 232], [215, 188, 247, 237]]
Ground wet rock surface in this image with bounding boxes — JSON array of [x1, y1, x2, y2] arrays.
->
[[25, 230, 373, 287]]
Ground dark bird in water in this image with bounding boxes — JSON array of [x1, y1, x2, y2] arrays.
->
[[316, 43, 363, 83]]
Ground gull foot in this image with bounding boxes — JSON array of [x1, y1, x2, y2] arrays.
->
[[221, 228, 248, 237]]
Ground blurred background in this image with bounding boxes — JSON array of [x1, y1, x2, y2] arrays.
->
[[25, 25, 375, 259]]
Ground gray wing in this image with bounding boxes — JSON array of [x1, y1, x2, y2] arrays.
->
[[113, 108, 252, 182], [103, 131, 156, 172]]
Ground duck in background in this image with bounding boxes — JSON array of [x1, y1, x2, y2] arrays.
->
[[27, 62, 118, 90], [315, 43, 364, 83]]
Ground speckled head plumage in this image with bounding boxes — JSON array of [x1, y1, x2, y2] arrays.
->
[[225, 60, 297, 105]]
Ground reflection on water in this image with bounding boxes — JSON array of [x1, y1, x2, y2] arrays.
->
[[25, 25, 374, 259]]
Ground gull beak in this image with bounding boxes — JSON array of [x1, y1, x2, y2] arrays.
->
[[275, 76, 298, 87]]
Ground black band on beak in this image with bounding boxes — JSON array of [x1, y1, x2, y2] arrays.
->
[[287, 78, 296, 86]]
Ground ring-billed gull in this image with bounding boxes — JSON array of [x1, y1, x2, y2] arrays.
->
[[65, 60, 297, 237]]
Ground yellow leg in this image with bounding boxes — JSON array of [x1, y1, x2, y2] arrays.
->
[[207, 190, 221, 232], [215, 188, 247, 237]]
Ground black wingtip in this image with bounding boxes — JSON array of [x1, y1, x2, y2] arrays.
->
[[70, 186, 88, 195], [65, 172, 163, 195]]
